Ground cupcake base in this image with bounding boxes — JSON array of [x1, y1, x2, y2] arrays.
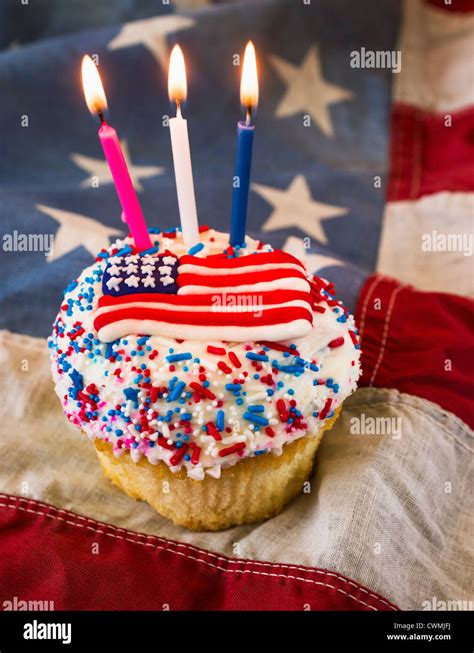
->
[[93, 409, 341, 531]]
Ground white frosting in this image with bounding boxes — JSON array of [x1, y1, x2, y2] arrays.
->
[[49, 228, 361, 479]]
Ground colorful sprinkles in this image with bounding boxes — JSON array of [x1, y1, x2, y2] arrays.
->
[[48, 229, 361, 480]]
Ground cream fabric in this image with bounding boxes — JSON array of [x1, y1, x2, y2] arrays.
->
[[0, 330, 472, 609]]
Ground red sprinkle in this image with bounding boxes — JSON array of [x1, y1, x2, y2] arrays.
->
[[217, 361, 232, 374], [218, 442, 246, 457], [170, 443, 189, 466], [190, 445, 201, 465], [207, 345, 226, 356], [349, 330, 358, 345], [313, 305, 326, 313], [328, 336, 344, 349], [228, 351, 242, 368], [265, 426, 275, 438], [157, 436, 174, 450], [206, 422, 222, 441], [319, 398, 332, 420], [258, 341, 300, 357], [277, 398, 289, 422], [189, 382, 216, 400]]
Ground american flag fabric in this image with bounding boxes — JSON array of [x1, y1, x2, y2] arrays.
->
[[0, 0, 473, 618], [95, 248, 312, 341]]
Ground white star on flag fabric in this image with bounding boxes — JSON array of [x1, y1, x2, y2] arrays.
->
[[37, 205, 123, 262], [271, 45, 353, 137], [253, 175, 348, 244], [71, 140, 164, 192], [108, 15, 195, 68]]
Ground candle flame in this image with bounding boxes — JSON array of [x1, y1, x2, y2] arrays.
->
[[168, 45, 187, 108], [240, 41, 259, 118], [81, 55, 108, 117]]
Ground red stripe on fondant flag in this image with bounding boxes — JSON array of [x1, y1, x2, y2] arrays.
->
[[179, 251, 305, 270], [0, 494, 398, 611], [387, 103, 474, 201], [356, 274, 474, 428], [94, 306, 313, 331]]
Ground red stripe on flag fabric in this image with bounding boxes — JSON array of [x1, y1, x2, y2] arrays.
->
[[387, 103, 474, 201], [425, 0, 474, 11], [356, 274, 474, 428], [94, 306, 313, 331], [0, 494, 398, 611]]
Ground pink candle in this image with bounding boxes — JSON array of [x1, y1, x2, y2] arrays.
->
[[81, 55, 152, 251], [98, 123, 152, 251]]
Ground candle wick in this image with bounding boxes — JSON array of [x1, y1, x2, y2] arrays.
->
[[245, 105, 252, 126], [96, 106, 107, 126], [176, 98, 182, 118]]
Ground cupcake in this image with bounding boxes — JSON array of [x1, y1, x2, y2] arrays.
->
[[49, 227, 361, 531]]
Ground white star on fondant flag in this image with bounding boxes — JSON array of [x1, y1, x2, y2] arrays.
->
[[108, 15, 195, 68], [37, 205, 123, 263], [271, 45, 353, 137], [252, 175, 348, 244], [71, 140, 164, 192]]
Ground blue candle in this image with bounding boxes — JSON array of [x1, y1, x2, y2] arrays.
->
[[230, 41, 259, 247], [230, 121, 255, 246]]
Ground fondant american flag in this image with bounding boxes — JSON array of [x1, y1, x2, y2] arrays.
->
[[93, 250, 314, 342]]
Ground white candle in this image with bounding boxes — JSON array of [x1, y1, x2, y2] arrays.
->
[[168, 45, 199, 249]]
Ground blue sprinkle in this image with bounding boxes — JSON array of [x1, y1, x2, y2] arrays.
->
[[278, 365, 305, 374], [243, 412, 269, 427], [123, 387, 139, 403], [225, 383, 241, 392], [248, 405, 265, 413], [148, 227, 161, 234], [139, 246, 158, 256], [168, 381, 186, 402], [69, 369, 83, 390], [188, 242, 204, 256], [181, 412, 192, 421], [166, 353, 192, 363], [216, 409, 225, 431], [246, 352, 269, 362], [116, 245, 133, 257]]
